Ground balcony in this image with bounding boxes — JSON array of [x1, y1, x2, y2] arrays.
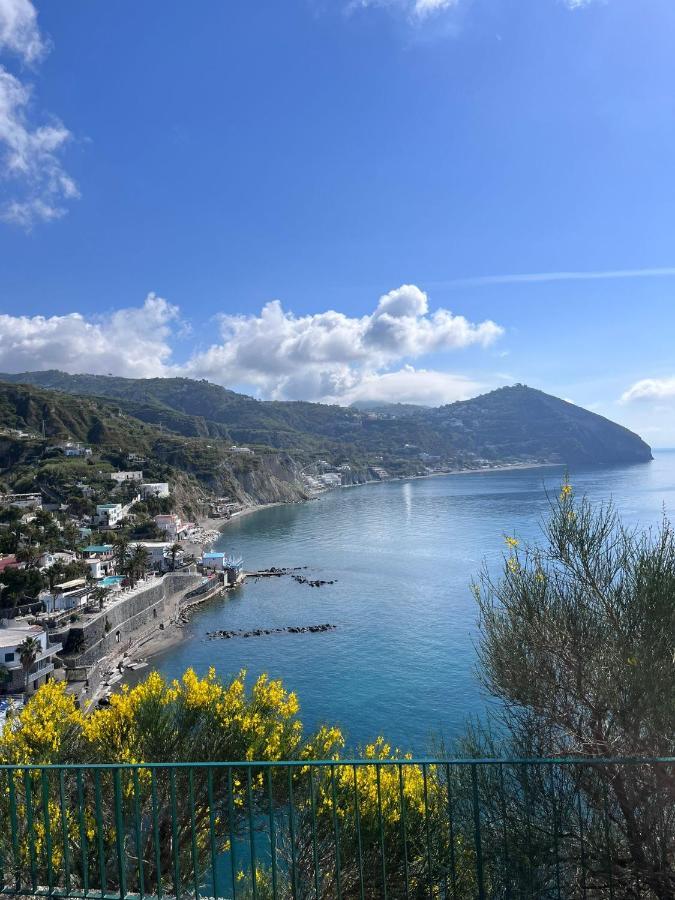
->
[[0, 757, 671, 898]]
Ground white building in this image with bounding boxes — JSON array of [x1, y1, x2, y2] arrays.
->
[[82, 545, 114, 577], [141, 483, 170, 499], [0, 622, 62, 695], [39, 578, 89, 613], [154, 514, 189, 541], [110, 471, 143, 483], [318, 473, 342, 488], [228, 446, 253, 454], [202, 551, 226, 572], [37, 550, 77, 570], [60, 442, 92, 458], [96, 502, 125, 527], [131, 541, 182, 571]]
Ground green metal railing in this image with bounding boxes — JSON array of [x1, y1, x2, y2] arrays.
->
[[0, 758, 672, 899]]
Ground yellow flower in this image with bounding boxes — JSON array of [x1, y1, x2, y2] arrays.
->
[[560, 482, 573, 498], [504, 536, 519, 549]]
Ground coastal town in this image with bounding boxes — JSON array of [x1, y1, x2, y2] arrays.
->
[[0, 442, 249, 720]]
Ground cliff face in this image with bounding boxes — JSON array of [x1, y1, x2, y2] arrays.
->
[[204, 453, 309, 506]]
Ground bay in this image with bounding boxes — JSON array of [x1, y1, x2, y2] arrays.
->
[[141, 450, 675, 753]]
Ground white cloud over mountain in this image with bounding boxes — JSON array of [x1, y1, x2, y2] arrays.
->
[[0, 0, 77, 227], [0, 286, 503, 405], [182, 285, 502, 402], [0, 295, 179, 377], [621, 378, 675, 404]]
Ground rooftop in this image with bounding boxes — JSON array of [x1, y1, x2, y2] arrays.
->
[[82, 544, 114, 553], [0, 624, 43, 647]]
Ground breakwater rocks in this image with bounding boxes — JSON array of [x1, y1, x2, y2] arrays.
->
[[207, 624, 337, 640], [249, 566, 336, 587], [291, 574, 335, 587]]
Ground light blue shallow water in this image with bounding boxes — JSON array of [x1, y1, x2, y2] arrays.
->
[[142, 451, 675, 753]]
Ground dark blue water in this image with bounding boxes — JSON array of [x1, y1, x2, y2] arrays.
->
[[144, 451, 675, 753]]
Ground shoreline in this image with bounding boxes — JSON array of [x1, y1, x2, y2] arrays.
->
[[103, 460, 564, 700], [195, 461, 565, 533]]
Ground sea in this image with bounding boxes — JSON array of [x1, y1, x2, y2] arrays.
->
[[137, 450, 675, 754]]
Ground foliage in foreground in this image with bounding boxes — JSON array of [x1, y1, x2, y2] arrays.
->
[[471, 482, 675, 898], [0, 670, 478, 897], [0, 486, 672, 897]]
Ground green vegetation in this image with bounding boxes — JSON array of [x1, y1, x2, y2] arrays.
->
[[0, 371, 653, 466], [0, 489, 671, 896], [470, 484, 675, 897]]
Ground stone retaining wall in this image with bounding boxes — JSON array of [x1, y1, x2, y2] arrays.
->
[[58, 573, 202, 668]]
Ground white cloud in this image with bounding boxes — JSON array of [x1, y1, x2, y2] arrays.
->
[[0, 286, 503, 406], [348, 0, 599, 22], [413, 0, 457, 17], [0, 294, 179, 377], [347, 0, 458, 20], [621, 378, 675, 404], [0, 0, 77, 228], [0, 0, 44, 63], [340, 365, 481, 405], [183, 284, 503, 401]]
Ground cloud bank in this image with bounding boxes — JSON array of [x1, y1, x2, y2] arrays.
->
[[0, 0, 77, 227], [0, 286, 503, 405], [0, 295, 179, 377], [182, 284, 502, 402]]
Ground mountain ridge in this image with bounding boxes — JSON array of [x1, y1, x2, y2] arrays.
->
[[0, 371, 653, 473]]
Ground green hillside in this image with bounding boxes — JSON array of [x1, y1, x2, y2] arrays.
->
[[0, 372, 653, 473]]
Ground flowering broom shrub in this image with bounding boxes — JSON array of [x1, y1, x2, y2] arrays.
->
[[0, 669, 477, 898]]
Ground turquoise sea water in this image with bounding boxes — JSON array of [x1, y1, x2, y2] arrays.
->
[[141, 451, 675, 753]]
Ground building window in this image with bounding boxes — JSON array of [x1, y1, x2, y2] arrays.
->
[[4, 652, 14, 662]]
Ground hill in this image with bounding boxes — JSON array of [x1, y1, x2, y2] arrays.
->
[[0, 382, 312, 515], [0, 373, 652, 482]]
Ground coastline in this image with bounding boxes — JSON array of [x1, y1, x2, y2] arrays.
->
[[196, 461, 564, 532], [103, 460, 564, 701]]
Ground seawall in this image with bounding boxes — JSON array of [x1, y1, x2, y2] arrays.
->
[[53, 572, 203, 693]]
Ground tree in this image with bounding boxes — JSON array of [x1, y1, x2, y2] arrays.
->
[[46, 561, 66, 594], [125, 545, 149, 588], [89, 586, 109, 611], [60, 519, 79, 549], [472, 484, 675, 897], [111, 535, 129, 576], [168, 542, 182, 571], [0, 568, 44, 610], [16, 636, 41, 694]]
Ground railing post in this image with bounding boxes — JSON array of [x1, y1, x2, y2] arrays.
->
[[471, 764, 486, 900]]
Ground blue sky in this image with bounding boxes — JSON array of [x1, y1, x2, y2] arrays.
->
[[1, 0, 675, 444]]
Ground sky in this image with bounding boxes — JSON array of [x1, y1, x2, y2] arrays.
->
[[1, 0, 675, 445]]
